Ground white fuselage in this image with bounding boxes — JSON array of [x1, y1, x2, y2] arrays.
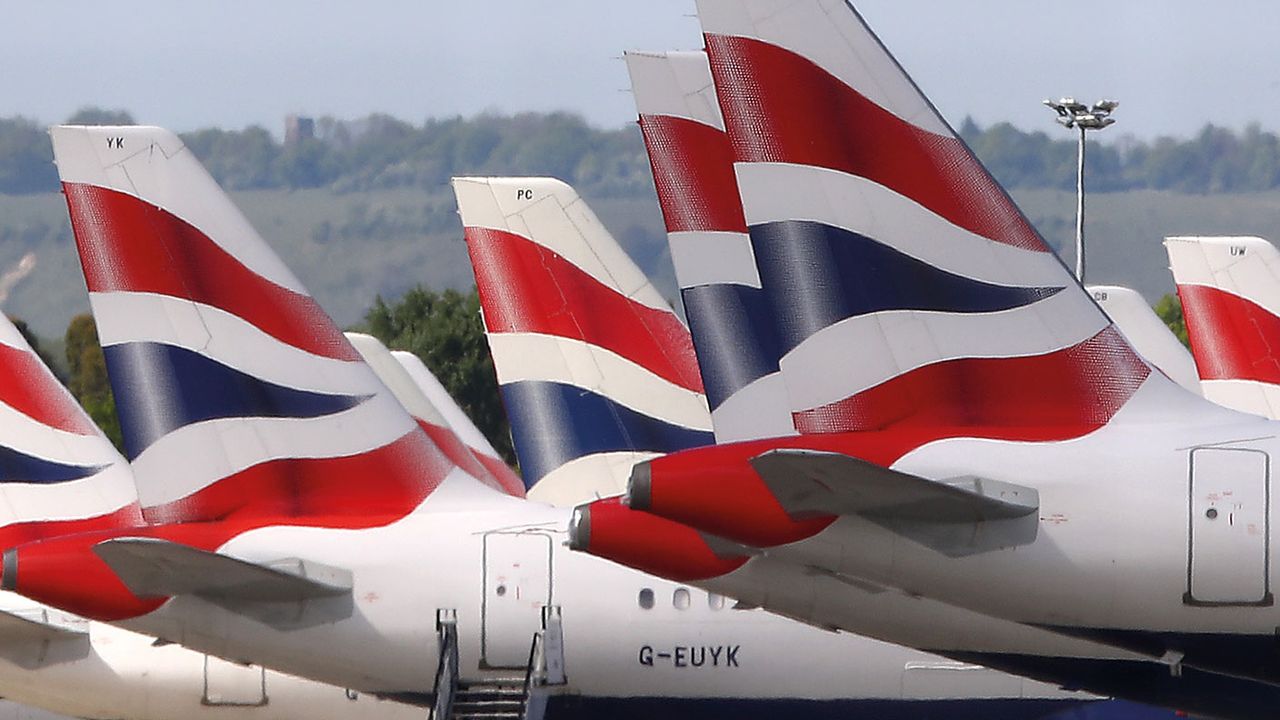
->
[[0, 593, 420, 720], [698, 378, 1280, 689], [100, 480, 1084, 705]]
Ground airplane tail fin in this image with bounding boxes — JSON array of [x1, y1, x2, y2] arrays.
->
[[0, 314, 140, 546], [453, 176, 713, 505], [1165, 235, 1280, 416], [53, 125, 490, 525], [1086, 285, 1201, 395], [390, 350, 525, 495], [625, 50, 793, 443], [690, 0, 1166, 440], [346, 334, 524, 497]]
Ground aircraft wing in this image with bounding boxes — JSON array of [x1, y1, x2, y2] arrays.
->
[[0, 607, 90, 669], [94, 538, 353, 629], [749, 449, 1039, 556]]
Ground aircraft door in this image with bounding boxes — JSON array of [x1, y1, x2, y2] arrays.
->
[[202, 655, 267, 706], [482, 533, 552, 668], [1186, 447, 1271, 605]]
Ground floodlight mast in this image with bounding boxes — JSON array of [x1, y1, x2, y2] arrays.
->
[[1042, 98, 1118, 282]]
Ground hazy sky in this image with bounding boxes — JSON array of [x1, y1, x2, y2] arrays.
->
[[5, 1, 1280, 140]]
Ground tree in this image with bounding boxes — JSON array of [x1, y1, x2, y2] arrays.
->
[[65, 314, 123, 450], [1154, 293, 1189, 349], [364, 287, 515, 465]]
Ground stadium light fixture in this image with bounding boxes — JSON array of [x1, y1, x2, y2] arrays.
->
[[1043, 98, 1119, 282]]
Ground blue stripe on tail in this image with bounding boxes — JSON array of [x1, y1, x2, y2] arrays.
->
[[681, 283, 782, 410], [104, 343, 369, 460], [501, 380, 714, 487], [0, 445, 105, 484], [749, 220, 1063, 354]]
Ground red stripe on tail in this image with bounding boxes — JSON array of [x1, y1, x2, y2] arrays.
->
[[1178, 284, 1280, 383], [639, 114, 747, 234], [63, 183, 359, 362], [704, 33, 1047, 253], [794, 327, 1149, 437], [141, 430, 451, 525], [0, 344, 99, 435], [465, 226, 704, 393]]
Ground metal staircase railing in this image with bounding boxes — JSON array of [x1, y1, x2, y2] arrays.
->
[[430, 609, 459, 720], [433, 604, 564, 720]]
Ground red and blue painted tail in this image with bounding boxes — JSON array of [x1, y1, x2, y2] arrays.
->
[[0, 314, 140, 548], [390, 349, 524, 495], [683, 0, 1172, 442], [346, 332, 524, 496], [626, 50, 794, 443], [53, 125, 506, 526], [453, 177, 713, 504]]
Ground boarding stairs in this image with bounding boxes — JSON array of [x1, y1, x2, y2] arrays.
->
[[430, 606, 565, 720]]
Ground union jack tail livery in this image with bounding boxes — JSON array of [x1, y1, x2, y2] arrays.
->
[[1086, 285, 1201, 395], [52, 125, 492, 526], [390, 349, 524, 495], [611, 0, 1217, 551], [626, 50, 793, 443], [1166, 235, 1280, 417], [453, 176, 713, 505], [0, 314, 140, 547], [689, 0, 1157, 440], [345, 333, 524, 496]]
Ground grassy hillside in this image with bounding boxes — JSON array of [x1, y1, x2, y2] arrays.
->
[[1016, 188, 1280, 299], [4, 183, 1280, 344]]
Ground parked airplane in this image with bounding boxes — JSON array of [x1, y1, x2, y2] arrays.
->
[[573, 0, 1280, 706], [455, 173, 1184, 719], [1166, 236, 1280, 417], [0, 311, 426, 720], [0, 123, 1121, 720], [585, 45, 1280, 718]]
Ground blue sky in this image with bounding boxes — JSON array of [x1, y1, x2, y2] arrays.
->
[[5, 1, 1280, 140]]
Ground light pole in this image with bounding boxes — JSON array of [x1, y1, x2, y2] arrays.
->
[[1043, 98, 1118, 283]]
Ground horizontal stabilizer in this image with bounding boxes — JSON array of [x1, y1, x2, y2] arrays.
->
[[750, 449, 1038, 521], [0, 607, 89, 669], [94, 538, 353, 629], [749, 449, 1039, 556]]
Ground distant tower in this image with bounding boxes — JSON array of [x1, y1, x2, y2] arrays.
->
[[284, 114, 315, 146]]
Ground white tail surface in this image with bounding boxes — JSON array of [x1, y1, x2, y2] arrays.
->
[[1085, 285, 1200, 395], [390, 350, 524, 498]]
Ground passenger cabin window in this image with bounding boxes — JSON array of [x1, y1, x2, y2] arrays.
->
[[673, 587, 691, 610], [708, 593, 726, 611], [638, 588, 655, 610]]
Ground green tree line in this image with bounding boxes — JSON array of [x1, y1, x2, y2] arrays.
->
[[5, 106, 1280, 197], [0, 107, 651, 199]]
